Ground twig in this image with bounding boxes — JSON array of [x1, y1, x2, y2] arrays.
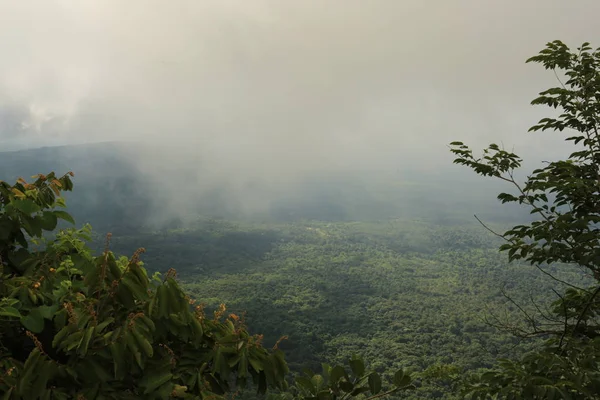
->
[[534, 264, 590, 293], [473, 215, 507, 241], [553, 288, 569, 351], [571, 285, 600, 339]]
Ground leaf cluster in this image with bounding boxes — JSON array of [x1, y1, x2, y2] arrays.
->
[[270, 356, 412, 400], [0, 174, 289, 399]]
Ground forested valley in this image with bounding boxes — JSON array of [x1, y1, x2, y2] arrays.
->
[[110, 218, 591, 398], [1, 2, 600, 398]]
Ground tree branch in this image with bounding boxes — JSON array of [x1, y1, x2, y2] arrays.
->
[[571, 285, 600, 339], [473, 215, 507, 241]]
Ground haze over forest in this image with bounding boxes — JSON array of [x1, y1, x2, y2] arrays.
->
[[2, 1, 600, 223]]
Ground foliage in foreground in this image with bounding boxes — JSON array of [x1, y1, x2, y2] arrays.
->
[[451, 40, 600, 398], [270, 357, 413, 400], [0, 173, 290, 398], [0, 175, 412, 398]]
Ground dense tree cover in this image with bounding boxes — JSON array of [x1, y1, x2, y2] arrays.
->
[[110, 218, 588, 399], [450, 40, 600, 398]]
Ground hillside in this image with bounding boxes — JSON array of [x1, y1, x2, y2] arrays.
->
[[0, 143, 530, 230]]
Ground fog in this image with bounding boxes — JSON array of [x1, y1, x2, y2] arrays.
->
[[1, 0, 599, 222]]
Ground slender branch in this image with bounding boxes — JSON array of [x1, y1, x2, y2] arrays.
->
[[571, 285, 600, 338], [533, 264, 590, 293], [553, 69, 567, 90], [552, 289, 569, 351], [500, 288, 537, 329], [529, 292, 562, 324], [473, 215, 507, 241], [592, 125, 600, 164], [366, 387, 407, 400]]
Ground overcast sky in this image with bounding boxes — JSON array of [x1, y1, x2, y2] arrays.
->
[[1, 0, 599, 179]]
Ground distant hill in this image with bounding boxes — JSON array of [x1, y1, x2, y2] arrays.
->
[[0, 142, 154, 233], [0, 142, 530, 233]]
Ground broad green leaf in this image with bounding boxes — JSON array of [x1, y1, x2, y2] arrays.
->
[[394, 369, 411, 388], [348, 357, 365, 378], [21, 309, 45, 333], [11, 199, 41, 214], [339, 380, 354, 392], [16, 349, 42, 396], [368, 372, 382, 394], [248, 356, 263, 372], [77, 326, 95, 356], [296, 376, 315, 394], [0, 306, 21, 318], [38, 304, 59, 320], [0, 220, 12, 240], [321, 363, 331, 378], [39, 211, 58, 231], [52, 210, 75, 225], [141, 371, 173, 394], [329, 365, 347, 386], [132, 328, 153, 358], [109, 341, 126, 379]]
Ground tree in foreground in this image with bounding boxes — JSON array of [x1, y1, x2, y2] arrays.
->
[[0, 172, 290, 399], [0, 175, 413, 398], [450, 40, 600, 399]]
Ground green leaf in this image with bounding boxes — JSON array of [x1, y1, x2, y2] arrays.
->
[[125, 332, 143, 368], [339, 380, 354, 393], [15, 349, 42, 396], [38, 304, 59, 319], [77, 326, 95, 356], [53, 210, 75, 224], [55, 197, 67, 208], [109, 341, 126, 379], [296, 376, 315, 394], [132, 328, 154, 358], [171, 385, 188, 398], [349, 357, 365, 378], [52, 326, 72, 348], [94, 317, 115, 334], [394, 370, 411, 388], [21, 308, 45, 333], [329, 366, 347, 385], [39, 211, 58, 231], [120, 274, 149, 301], [0, 220, 13, 240], [368, 372, 382, 394], [11, 199, 41, 214], [30, 359, 54, 397], [0, 306, 21, 318], [141, 371, 174, 394], [321, 363, 331, 378], [311, 374, 324, 391], [248, 356, 264, 372]]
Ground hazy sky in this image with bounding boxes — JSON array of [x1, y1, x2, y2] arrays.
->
[[1, 0, 599, 178]]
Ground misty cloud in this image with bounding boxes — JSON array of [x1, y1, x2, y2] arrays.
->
[[1, 0, 599, 220]]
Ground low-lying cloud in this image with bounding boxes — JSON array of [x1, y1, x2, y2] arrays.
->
[[1, 0, 599, 221]]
